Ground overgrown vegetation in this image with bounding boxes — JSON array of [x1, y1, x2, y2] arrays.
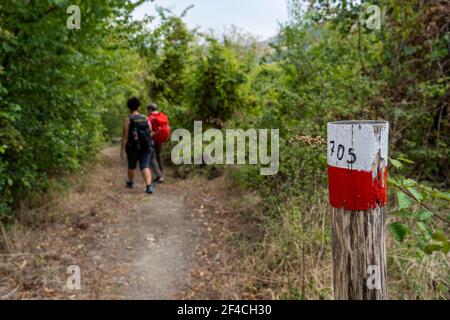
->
[[151, 0, 449, 299], [1, 0, 448, 299], [0, 0, 148, 220]]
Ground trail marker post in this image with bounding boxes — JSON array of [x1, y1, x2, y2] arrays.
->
[[327, 121, 389, 300]]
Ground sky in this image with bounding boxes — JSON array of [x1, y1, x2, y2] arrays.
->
[[133, 0, 289, 40]]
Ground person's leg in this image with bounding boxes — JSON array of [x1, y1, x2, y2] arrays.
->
[[142, 168, 152, 187], [139, 152, 154, 193], [128, 169, 135, 182], [151, 148, 163, 180], [127, 152, 138, 188], [156, 143, 164, 175]]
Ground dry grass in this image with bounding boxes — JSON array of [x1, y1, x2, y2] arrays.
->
[[1, 150, 448, 300], [0, 148, 138, 299], [179, 174, 333, 300], [184, 172, 449, 300], [388, 245, 450, 299]]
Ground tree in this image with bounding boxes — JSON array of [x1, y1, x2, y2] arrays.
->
[[190, 38, 247, 128], [141, 6, 195, 107], [0, 0, 147, 220]]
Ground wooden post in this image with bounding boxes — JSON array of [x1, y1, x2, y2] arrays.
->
[[327, 121, 389, 300]]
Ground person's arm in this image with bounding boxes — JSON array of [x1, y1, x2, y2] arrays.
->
[[148, 119, 156, 137], [121, 117, 130, 159]]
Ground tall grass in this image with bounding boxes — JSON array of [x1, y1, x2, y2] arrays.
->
[[222, 156, 449, 300], [228, 189, 449, 300]]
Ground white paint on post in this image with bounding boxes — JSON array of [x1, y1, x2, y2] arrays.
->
[[327, 121, 389, 171]]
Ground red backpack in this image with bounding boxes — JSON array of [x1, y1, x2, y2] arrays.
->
[[148, 111, 171, 144]]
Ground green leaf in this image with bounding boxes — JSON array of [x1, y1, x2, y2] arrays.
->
[[50, 0, 69, 8], [402, 179, 416, 187], [424, 244, 442, 255], [392, 210, 408, 218], [407, 187, 424, 202], [387, 177, 400, 187], [0, 145, 7, 154], [397, 191, 411, 210], [389, 222, 410, 242], [442, 242, 450, 255], [417, 210, 433, 221], [21, 178, 31, 189], [432, 230, 447, 242], [444, 192, 450, 201], [398, 157, 415, 164], [390, 159, 403, 169], [416, 222, 432, 239], [432, 191, 450, 202], [2, 42, 13, 53]]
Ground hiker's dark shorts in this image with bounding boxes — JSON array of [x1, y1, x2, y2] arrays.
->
[[126, 151, 152, 170]]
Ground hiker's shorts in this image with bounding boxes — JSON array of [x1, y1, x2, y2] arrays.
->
[[127, 151, 152, 170]]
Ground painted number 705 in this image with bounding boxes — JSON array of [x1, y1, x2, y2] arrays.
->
[[330, 141, 357, 164]]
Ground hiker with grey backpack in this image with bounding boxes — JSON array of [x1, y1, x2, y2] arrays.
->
[[120, 97, 155, 194]]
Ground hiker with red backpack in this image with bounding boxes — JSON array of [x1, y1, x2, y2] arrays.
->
[[147, 103, 171, 184], [121, 97, 155, 194]]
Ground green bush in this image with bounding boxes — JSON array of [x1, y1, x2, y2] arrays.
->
[[0, 0, 146, 220]]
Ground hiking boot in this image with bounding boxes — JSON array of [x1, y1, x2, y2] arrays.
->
[[146, 184, 154, 194], [126, 180, 134, 189], [153, 176, 164, 184]]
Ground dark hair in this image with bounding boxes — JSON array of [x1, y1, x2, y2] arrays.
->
[[148, 103, 158, 112], [127, 97, 141, 111]]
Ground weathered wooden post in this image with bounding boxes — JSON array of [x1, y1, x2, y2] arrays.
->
[[327, 121, 389, 300]]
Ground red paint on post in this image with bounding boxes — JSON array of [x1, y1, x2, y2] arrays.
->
[[327, 121, 389, 211], [328, 166, 388, 211]]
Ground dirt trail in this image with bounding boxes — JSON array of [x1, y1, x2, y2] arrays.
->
[[85, 147, 206, 299], [119, 190, 202, 299], [0, 146, 212, 300]]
